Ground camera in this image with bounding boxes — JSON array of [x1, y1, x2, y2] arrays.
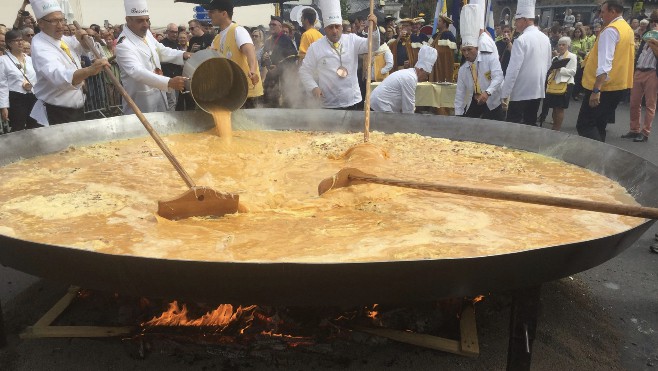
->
[[21, 11, 30, 17]]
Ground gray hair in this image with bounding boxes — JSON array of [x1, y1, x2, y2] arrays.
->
[[558, 36, 571, 46]]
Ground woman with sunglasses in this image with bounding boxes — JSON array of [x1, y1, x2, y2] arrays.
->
[[0, 30, 38, 132]]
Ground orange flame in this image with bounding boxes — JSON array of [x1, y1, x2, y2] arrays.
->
[[144, 301, 257, 328], [472, 295, 485, 304]]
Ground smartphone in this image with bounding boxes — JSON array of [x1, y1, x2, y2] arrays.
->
[[21, 10, 30, 17]]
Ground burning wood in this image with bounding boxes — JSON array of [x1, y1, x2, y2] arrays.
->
[[143, 301, 257, 329]]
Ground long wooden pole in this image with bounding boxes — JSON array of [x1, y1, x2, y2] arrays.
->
[[73, 22, 195, 188], [349, 174, 658, 219], [363, 0, 375, 143]]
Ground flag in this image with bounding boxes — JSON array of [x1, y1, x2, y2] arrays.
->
[[485, 0, 495, 39], [451, 0, 465, 35], [431, 0, 449, 35], [432, 0, 443, 35]]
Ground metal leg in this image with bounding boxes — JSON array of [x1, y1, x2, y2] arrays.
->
[[0, 300, 7, 348], [506, 285, 542, 371]]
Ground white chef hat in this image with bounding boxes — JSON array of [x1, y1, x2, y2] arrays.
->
[[415, 45, 437, 73], [318, 0, 341, 27], [515, 0, 535, 20], [469, 0, 485, 30], [31, 0, 61, 19], [460, 4, 479, 48], [124, 0, 149, 17]]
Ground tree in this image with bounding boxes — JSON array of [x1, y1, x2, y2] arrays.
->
[[340, 0, 350, 17]]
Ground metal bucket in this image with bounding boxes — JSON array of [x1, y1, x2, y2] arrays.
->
[[182, 49, 248, 112]]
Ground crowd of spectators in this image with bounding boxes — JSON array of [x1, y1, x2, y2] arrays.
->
[[0, 0, 657, 144]]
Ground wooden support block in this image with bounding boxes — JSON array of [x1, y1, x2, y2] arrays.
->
[[460, 303, 479, 356], [20, 326, 135, 339], [33, 286, 80, 328], [353, 325, 464, 355]]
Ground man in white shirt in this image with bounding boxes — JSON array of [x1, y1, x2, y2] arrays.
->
[[29, 0, 109, 125], [115, 0, 191, 115], [370, 45, 437, 113], [299, 0, 379, 110], [500, 0, 552, 125], [455, 4, 504, 120]]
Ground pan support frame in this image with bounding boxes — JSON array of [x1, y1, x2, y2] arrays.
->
[[507, 285, 542, 371], [0, 283, 543, 371]]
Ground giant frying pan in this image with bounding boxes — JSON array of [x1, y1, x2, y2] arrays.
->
[[0, 110, 655, 306]]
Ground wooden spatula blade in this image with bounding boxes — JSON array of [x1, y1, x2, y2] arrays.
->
[[157, 186, 240, 220]]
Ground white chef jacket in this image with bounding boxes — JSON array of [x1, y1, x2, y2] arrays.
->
[[0, 62, 6, 109], [454, 51, 504, 116], [30, 33, 85, 126], [115, 25, 185, 115], [501, 25, 552, 101], [370, 68, 418, 113], [370, 43, 394, 79], [478, 32, 499, 60], [299, 32, 380, 108], [0, 54, 37, 109]]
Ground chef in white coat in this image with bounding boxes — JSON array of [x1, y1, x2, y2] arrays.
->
[[299, 0, 379, 109], [455, 4, 504, 119], [29, 0, 109, 126], [115, 0, 191, 115], [500, 0, 551, 125], [370, 45, 437, 114], [470, 0, 499, 60]]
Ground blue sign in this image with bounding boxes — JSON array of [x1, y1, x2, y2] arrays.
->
[[193, 13, 211, 21], [193, 6, 206, 12]]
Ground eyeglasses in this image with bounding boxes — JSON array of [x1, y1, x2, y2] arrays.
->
[[40, 17, 67, 26]]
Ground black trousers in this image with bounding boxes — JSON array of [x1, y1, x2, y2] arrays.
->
[[175, 92, 197, 111], [45, 102, 84, 125], [8, 91, 38, 131], [505, 98, 542, 126], [464, 97, 504, 120], [576, 89, 624, 142]]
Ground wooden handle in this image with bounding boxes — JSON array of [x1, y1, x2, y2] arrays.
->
[[75, 22, 196, 189], [363, 0, 375, 143], [350, 175, 658, 219]]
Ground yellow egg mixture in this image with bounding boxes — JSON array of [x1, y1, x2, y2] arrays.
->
[[0, 130, 642, 262]]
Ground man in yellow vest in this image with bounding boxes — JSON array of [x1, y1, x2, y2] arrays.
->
[[577, 0, 634, 142], [205, 0, 263, 107]]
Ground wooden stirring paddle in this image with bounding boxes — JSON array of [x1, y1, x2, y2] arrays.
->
[[318, 168, 658, 219], [75, 23, 239, 220]]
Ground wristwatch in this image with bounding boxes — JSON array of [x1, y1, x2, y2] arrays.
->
[[592, 87, 601, 94]]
